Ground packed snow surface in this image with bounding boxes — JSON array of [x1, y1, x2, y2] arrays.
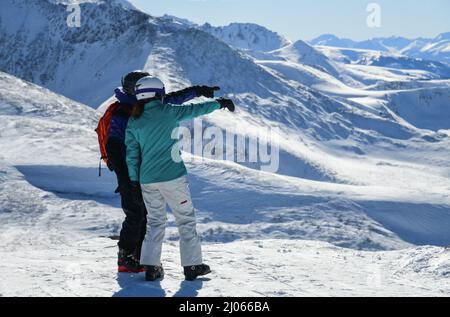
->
[[1, 68, 449, 296]]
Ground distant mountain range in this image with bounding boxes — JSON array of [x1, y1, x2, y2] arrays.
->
[[309, 33, 450, 65], [157, 15, 450, 66]]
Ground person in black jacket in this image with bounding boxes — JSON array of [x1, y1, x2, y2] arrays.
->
[[106, 70, 220, 272]]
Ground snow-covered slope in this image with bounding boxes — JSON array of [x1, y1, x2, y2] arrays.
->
[[383, 87, 450, 131], [1, 71, 450, 296], [2, 1, 450, 243], [0, 0, 163, 107]]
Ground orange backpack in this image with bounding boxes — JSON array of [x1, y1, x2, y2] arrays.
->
[[95, 102, 131, 176]]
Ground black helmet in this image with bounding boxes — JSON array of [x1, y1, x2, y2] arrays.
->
[[122, 70, 151, 96]]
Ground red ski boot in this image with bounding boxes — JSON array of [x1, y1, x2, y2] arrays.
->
[[118, 248, 145, 273]]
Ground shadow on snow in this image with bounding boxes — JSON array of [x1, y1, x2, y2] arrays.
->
[[112, 273, 207, 297], [16, 165, 450, 250]]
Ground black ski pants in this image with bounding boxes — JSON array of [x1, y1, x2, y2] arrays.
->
[[106, 137, 147, 257]]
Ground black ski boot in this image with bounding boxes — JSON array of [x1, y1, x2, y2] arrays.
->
[[145, 265, 165, 281], [184, 264, 211, 281], [118, 248, 145, 273]]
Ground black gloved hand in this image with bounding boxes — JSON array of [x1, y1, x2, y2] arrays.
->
[[115, 182, 131, 195], [194, 86, 220, 98], [129, 181, 143, 205], [217, 98, 236, 112]]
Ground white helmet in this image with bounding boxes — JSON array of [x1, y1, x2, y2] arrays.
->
[[135, 76, 166, 101]]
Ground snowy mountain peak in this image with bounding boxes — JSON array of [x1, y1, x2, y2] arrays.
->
[[46, 0, 139, 11], [200, 22, 291, 52], [272, 39, 340, 77], [435, 32, 450, 41], [293, 39, 320, 52], [309, 34, 359, 50], [160, 14, 197, 27], [309, 34, 341, 45]]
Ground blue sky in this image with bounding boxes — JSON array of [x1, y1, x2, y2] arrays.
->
[[128, 0, 450, 41]]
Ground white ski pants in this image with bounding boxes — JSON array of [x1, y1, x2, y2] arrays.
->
[[140, 176, 202, 267]]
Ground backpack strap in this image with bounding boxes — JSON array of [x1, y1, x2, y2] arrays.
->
[[98, 157, 103, 177]]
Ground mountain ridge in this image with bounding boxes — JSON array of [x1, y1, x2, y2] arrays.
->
[[310, 33, 450, 65]]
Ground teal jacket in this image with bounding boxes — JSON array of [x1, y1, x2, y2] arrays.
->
[[125, 100, 221, 184]]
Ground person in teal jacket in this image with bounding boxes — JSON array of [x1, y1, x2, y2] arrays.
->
[[125, 76, 235, 281]]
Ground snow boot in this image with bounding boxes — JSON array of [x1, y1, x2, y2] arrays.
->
[[145, 265, 164, 281], [184, 264, 211, 281], [118, 248, 145, 273]]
